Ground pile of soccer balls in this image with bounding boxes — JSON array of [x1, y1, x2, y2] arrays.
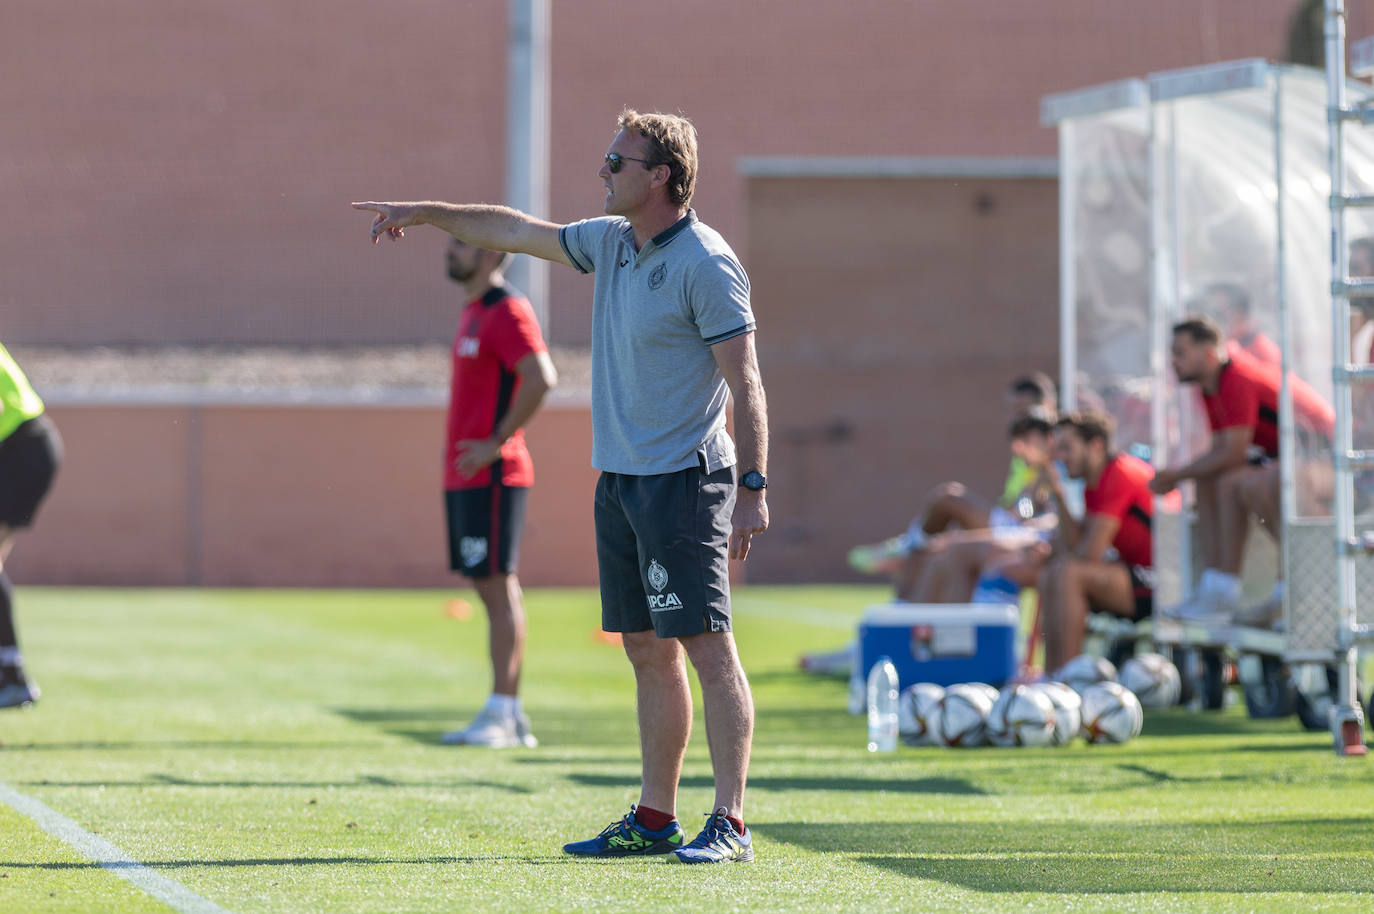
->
[[897, 652, 1180, 748]]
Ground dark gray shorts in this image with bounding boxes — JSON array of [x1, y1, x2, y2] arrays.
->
[[445, 485, 529, 579], [595, 464, 735, 637], [0, 415, 61, 529]]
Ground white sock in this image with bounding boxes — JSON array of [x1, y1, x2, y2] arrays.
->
[[0, 647, 21, 667], [1270, 580, 1285, 602], [485, 694, 519, 717]]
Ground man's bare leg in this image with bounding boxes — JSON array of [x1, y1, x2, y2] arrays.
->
[[1216, 466, 1259, 576], [472, 574, 525, 696], [1039, 559, 1134, 671], [622, 630, 691, 816], [680, 630, 753, 820], [1193, 476, 1222, 571]]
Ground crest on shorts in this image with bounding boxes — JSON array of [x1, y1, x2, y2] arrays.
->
[[647, 558, 669, 593], [460, 536, 488, 568], [648, 263, 667, 291]]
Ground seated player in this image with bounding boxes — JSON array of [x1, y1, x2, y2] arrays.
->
[[802, 374, 1058, 676], [1151, 316, 1334, 625], [1037, 410, 1155, 673], [847, 372, 1059, 598], [1204, 282, 1280, 368], [902, 412, 1058, 604]]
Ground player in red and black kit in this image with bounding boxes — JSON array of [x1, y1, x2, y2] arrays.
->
[[1204, 282, 1282, 368], [1151, 315, 1334, 624], [439, 238, 557, 748], [1037, 411, 1155, 672]]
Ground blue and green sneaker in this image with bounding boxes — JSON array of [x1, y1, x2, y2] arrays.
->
[[667, 807, 753, 864], [563, 806, 685, 858]]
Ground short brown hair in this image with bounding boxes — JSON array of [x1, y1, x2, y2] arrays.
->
[[1056, 409, 1115, 450], [1008, 371, 1057, 407], [618, 109, 698, 207], [1351, 236, 1374, 273], [1008, 410, 1054, 440], [1172, 314, 1223, 347]]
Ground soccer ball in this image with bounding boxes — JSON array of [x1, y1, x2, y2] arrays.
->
[[987, 684, 1057, 747], [966, 682, 1001, 707], [1079, 681, 1145, 743], [898, 683, 945, 746], [1055, 654, 1118, 695], [1118, 652, 1182, 708], [1033, 681, 1083, 746], [931, 682, 995, 748]]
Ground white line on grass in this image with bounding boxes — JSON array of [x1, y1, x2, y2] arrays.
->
[[0, 781, 232, 914]]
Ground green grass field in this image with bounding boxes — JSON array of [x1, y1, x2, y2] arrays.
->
[[1, 585, 1373, 913]]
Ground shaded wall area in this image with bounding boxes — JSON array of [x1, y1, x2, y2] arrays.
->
[[746, 175, 1059, 582], [12, 404, 600, 588]]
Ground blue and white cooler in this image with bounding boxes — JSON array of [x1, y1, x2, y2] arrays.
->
[[856, 602, 1019, 693]]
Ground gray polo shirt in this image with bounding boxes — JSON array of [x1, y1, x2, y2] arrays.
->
[[559, 210, 755, 476]]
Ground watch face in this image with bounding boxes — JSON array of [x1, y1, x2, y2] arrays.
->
[[741, 471, 766, 490]]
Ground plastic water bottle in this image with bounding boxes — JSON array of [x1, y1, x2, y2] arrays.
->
[[866, 656, 899, 753]]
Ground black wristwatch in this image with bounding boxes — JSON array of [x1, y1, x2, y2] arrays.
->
[[740, 470, 767, 491]]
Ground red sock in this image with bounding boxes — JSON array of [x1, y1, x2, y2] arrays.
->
[[725, 815, 745, 835], [634, 805, 676, 832]]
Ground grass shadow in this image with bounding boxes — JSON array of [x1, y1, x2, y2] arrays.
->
[[858, 852, 1374, 894], [567, 772, 986, 795], [16, 773, 532, 793], [762, 818, 1374, 892], [0, 739, 380, 753], [0, 854, 577, 870]]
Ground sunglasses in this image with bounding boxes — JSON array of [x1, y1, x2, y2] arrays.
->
[[604, 152, 660, 174]]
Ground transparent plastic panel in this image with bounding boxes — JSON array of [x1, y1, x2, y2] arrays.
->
[[1276, 70, 1374, 649], [1162, 87, 1281, 467], [1067, 108, 1152, 460]]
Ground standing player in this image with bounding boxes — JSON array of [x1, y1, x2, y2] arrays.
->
[[438, 239, 557, 748], [1037, 411, 1155, 672], [0, 342, 62, 709], [354, 108, 769, 865]]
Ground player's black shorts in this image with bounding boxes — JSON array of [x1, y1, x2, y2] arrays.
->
[[0, 415, 62, 529], [445, 485, 529, 579], [595, 462, 735, 638], [1086, 560, 1152, 622]]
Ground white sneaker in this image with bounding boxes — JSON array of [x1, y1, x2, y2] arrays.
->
[[1160, 588, 1241, 623], [799, 642, 855, 677], [514, 711, 539, 748], [441, 707, 525, 748], [1233, 592, 1283, 629]]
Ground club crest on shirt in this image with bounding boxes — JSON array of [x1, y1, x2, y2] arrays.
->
[[647, 558, 669, 593], [647, 263, 667, 290]]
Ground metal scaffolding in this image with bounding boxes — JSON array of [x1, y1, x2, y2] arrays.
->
[[1325, 0, 1374, 755]]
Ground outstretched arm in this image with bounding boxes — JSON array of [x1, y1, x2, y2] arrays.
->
[[351, 201, 574, 268]]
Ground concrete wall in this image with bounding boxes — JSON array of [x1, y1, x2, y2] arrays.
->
[[11, 403, 600, 588], [2, 2, 1352, 585], [2, 1, 1349, 348], [745, 174, 1060, 582]]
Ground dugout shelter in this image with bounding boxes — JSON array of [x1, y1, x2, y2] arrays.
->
[[1044, 59, 1374, 739]]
